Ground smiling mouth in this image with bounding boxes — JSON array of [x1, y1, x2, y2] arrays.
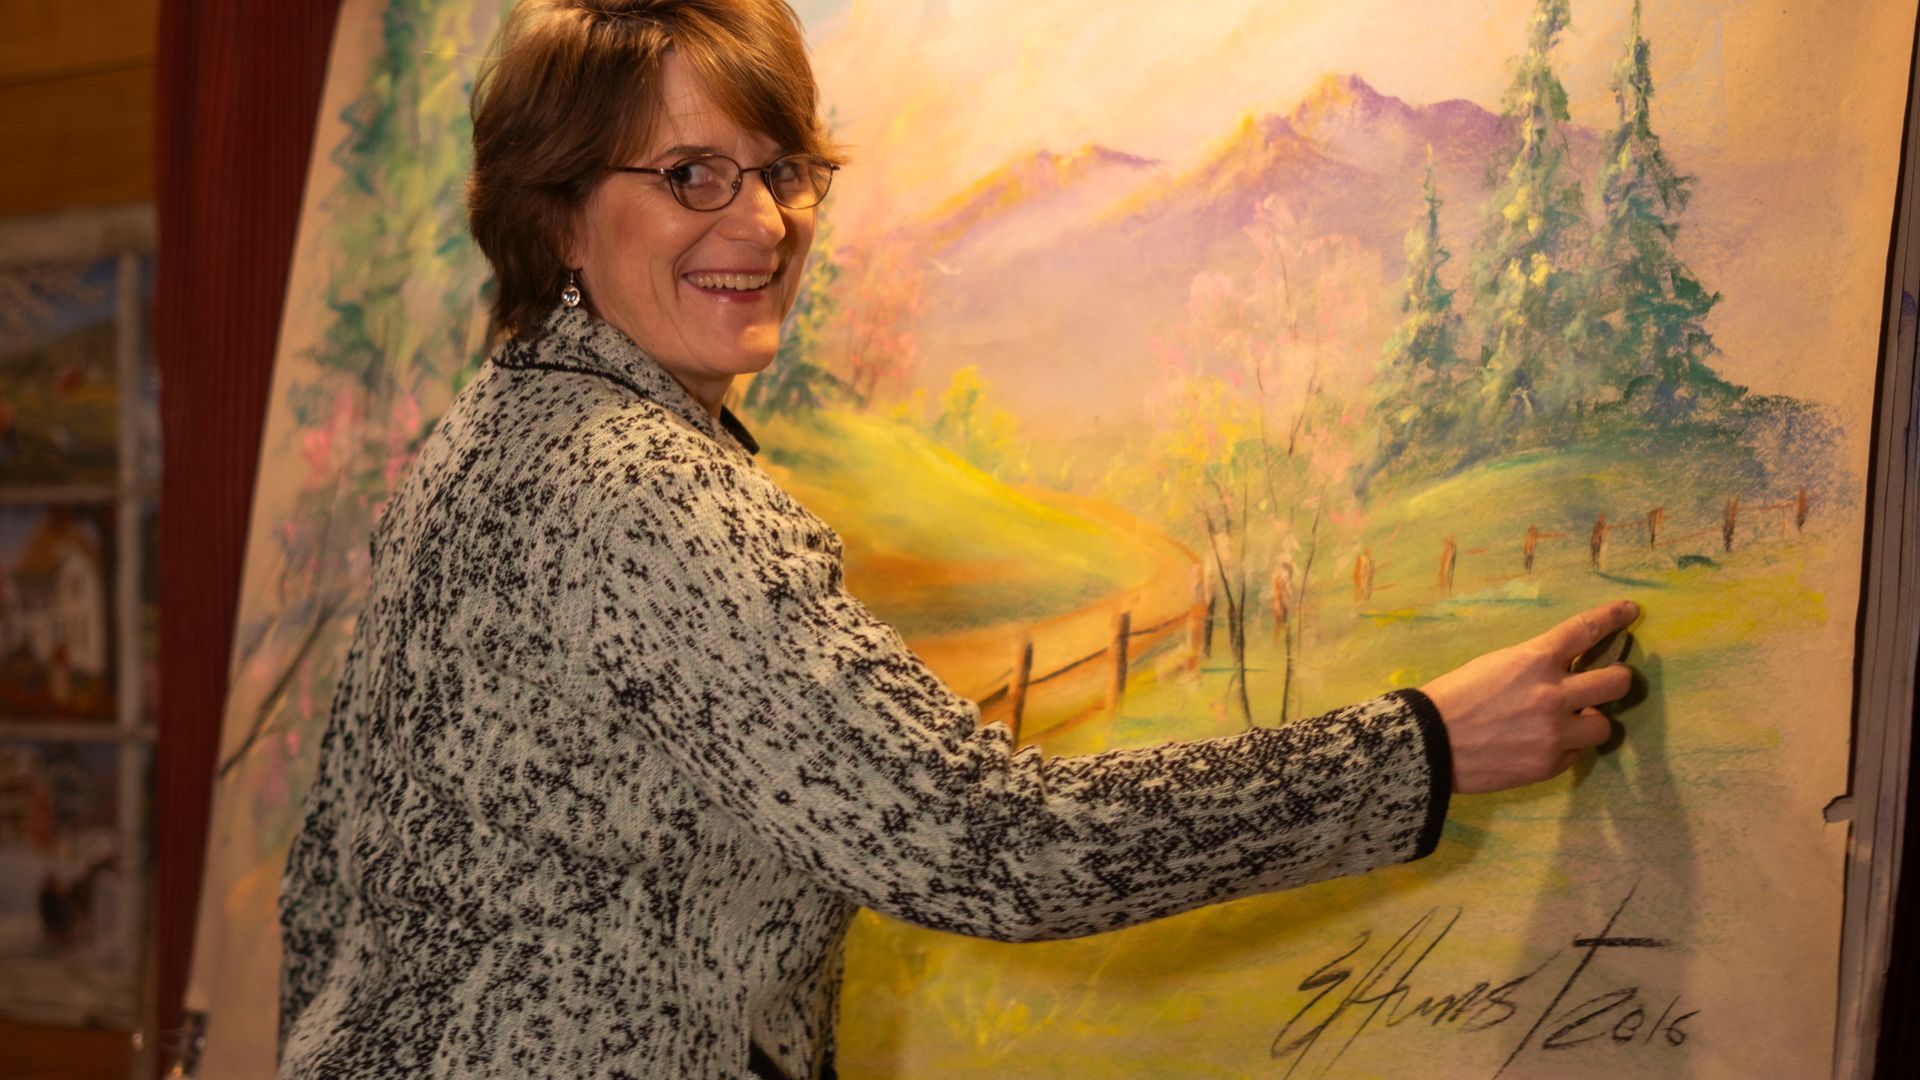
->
[[685, 271, 774, 291]]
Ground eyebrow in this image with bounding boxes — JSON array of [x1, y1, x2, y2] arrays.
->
[[653, 144, 725, 162]]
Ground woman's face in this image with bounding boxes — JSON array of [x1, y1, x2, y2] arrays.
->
[[569, 52, 816, 412]]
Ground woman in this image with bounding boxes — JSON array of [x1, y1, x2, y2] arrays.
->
[[276, 1, 1636, 1077]]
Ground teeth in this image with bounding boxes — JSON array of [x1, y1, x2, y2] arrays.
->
[[687, 272, 773, 291]]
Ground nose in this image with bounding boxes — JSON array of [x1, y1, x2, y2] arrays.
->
[[717, 169, 788, 245]]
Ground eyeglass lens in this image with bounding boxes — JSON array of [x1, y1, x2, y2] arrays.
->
[[670, 155, 832, 210]]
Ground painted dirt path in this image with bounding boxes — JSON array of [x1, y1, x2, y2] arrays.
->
[[886, 489, 1202, 747]]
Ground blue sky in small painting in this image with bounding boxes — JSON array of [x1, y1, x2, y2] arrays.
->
[[7, 258, 117, 348]]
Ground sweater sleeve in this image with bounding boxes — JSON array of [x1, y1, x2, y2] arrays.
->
[[566, 455, 1451, 943]]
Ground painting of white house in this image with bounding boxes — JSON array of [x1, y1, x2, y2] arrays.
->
[[0, 506, 114, 720]]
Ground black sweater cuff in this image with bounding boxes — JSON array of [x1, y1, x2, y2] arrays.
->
[[1390, 687, 1452, 859]]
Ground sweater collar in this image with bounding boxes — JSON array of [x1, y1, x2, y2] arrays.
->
[[502, 304, 760, 456]]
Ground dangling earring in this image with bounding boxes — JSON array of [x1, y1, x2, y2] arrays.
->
[[561, 270, 582, 309]]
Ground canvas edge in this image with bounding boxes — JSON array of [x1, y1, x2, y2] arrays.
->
[[1835, 5, 1920, 1077]]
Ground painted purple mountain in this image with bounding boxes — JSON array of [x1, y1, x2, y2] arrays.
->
[[916, 144, 1162, 265], [891, 75, 1599, 439]]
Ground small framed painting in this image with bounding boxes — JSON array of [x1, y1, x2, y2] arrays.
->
[[0, 737, 141, 1026], [0, 258, 124, 489], [0, 504, 116, 721]]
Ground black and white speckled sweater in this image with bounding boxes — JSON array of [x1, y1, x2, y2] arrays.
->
[[275, 305, 1453, 1079]]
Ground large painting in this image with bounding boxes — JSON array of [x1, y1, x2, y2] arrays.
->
[[185, 1, 1914, 1076]]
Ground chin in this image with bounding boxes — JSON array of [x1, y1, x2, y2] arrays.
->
[[727, 335, 783, 374]]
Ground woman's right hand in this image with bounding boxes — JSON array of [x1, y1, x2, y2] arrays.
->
[[1421, 600, 1639, 794]]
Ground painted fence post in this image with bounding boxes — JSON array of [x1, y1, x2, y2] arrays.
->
[[1187, 565, 1206, 674], [1648, 506, 1665, 549], [1108, 610, 1131, 719], [1524, 524, 1538, 574], [1009, 637, 1034, 744], [1724, 495, 1740, 552], [1202, 560, 1217, 658], [1438, 536, 1457, 598], [1796, 488, 1809, 533]]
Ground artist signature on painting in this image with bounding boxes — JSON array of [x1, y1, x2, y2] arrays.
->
[[1269, 883, 1698, 1078]]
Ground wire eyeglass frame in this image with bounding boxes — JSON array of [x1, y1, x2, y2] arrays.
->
[[608, 153, 839, 212]]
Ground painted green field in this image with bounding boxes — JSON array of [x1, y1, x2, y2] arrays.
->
[[755, 409, 1178, 637], [835, 430, 1850, 1078], [754, 410, 1204, 712]]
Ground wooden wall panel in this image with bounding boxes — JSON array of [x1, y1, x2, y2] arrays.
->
[[0, 0, 157, 218], [0, 66, 155, 215], [0, 0, 158, 82]]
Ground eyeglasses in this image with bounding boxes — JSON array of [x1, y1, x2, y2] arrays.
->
[[608, 153, 838, 212]]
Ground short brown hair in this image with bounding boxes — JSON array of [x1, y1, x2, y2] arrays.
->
[[468, 0, 841, 337]]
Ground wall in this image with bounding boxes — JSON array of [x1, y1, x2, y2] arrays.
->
[[0, 0, 157, 217], [0, 2, 154, 1076]]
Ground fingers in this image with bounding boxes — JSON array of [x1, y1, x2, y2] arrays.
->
[[1558, 707, 1613, 751], [1543, 715, 1608, 784], [1562, 663, 1634, 712], [1540, 600, 1639, 664]]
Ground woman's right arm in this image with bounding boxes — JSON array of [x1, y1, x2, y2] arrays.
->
[[434, 450, 1632, 943], [539, 457, 1455, 942]]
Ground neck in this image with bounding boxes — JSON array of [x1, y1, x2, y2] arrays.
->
[[581, 302, 731, 419], [673, 373, 731, 419]]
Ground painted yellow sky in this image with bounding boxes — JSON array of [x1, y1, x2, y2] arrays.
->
[[808, 0, 1914, 409]]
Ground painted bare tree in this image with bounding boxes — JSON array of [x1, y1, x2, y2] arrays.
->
[[1150, 197, 1376, 726]]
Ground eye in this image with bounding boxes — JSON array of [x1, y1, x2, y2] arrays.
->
[[667, 158, 726, 188]]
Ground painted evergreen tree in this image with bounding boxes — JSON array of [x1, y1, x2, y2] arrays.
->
[[744, 208, 847, 415], [1373, 149, 1466, 467], [1470, 0, 1588, 435], [1586, 0, 1737, 416]]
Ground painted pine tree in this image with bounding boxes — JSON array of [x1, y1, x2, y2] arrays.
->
[[1373, 149, 1466, 469], [1470, 0, 1588, 436], [304, 0, 500, 404], [1586, 0, 1737, 417]]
